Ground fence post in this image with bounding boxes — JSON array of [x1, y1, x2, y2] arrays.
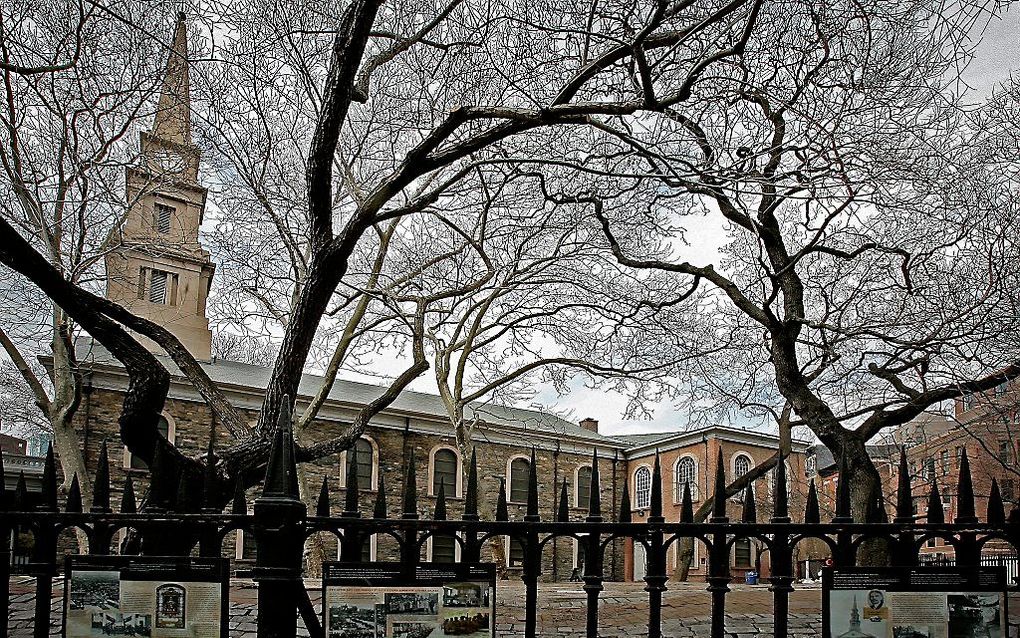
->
[[769, 453, 793, 638], [523, 448, 541, 638], [708, 449, 730, 638], [253, 399, 306, 638], [645, 451, 667, 638]]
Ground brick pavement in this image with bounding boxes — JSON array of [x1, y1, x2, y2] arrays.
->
[[6, 577, 1018, 637]]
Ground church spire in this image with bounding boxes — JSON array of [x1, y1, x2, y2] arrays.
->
[[151, 12, 192, 147]]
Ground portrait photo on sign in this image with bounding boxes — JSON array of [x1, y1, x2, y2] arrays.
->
[[948, 594, 1001, 638], [829, 590, 888, 638]]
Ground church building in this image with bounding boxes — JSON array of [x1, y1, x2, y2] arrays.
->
[[52, 14, 809, 582]]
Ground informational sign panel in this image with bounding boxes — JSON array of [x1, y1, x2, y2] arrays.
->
[[823, 566, 1008, 638], [63, 555, 229, 638], [322, 562, 497, 638]]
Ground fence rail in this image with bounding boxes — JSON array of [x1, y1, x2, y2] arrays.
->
[[2, 407, 1018, 638]]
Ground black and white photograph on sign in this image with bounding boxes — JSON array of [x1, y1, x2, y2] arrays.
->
[[439, 609, 491, 637], [894, 626, 934, 638], [829, 590, 888, 638], [328, 602, 386, 638], [386, 593, 439, 615], [390, 621, 437, 638], [69, 570, 121, 610], [442, 583, 489, 608], [948, 594, 1002, 638]]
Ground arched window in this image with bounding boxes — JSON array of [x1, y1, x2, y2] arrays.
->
[[432, 448, 459, 497], [508, 457, 530, 503], [733, 454, 752, 478], [340, 437, 376, 490], [126, 414, 175, 470], [674, 457, 699, 502], [634, 466, 652, 509], [575, 466, 593, 508]]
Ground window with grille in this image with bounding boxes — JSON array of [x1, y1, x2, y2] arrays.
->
[[733, 454, 752, 477], [432, 535, 457, 563], [432, 449, 458, 497], [509, 457, 530, 503], [344, 438, 374, 489], [674, 457, 698, 501], [733, 538, 752, 567], [141, 268, 177, 305], [129, 416, 171, 470], [576, 466, 592, 508], [508, 538, 525, 567], [634, 466, 651, 509], [154, 203, 174, 233]]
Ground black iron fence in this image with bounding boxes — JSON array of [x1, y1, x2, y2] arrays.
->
[[2, 409, 1018, 638]]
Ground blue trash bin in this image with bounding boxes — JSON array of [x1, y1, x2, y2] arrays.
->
[[745, 570, 759, 585]]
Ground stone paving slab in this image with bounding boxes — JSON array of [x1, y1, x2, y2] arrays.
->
[[6, 577, 1019, 637]]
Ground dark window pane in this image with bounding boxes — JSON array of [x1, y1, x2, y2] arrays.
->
[[508, 538, 525, 566], [432, 535, 456, 563], [433, 449, 458, 497], [509, 458, 530, 502], [576, 466, 592, 507], [347, 438, 374, 489], [361, 536, 373, 562], [733, 538, 751, 567]]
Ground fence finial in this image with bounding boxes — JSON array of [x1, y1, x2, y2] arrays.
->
[[649, 449, 664, 523], [261, 395, 299, 500], [434, 481, 447, 520], [680, 482, 694, 523], [121, 475, 137, 514], [231, 475, 247, 515], [464, 447, 479, 521], [402, 447, 418, 519], [894, 447, 913, 523], [987, 478, 1005, 525], [66, 473, 83, 513], [495, 477, 509, 521], [40, 442, 58, 512], [557, 477, 569, 522], [772, 452, 790, 523], [954, 448, 977, 524], [374, 472, 388, 519], [710, 447, 728, 523], [93, 440, 112, 513], [344, 443, 360, 518], [926, 480, 945, 525], [866, 480, 886, 524], [833, 453, 852, 522], [525, 447, 540, 522], [618, 477, 631, 524], [316, 477, 331, 517], [586, 447, 602, 522], [14, 471, 28, 511], [740, 483, 756, 523], [202, 437, 217, 512], [174, 471, 192, 513], [149, 441, 170, 510], [804, 479, 820, 524]]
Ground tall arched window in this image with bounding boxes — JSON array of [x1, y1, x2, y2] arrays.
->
[[575, 466, 593, 508], [432, 448, 459, 497], [634, 466, 652, 509], [508, 457, 530, 503], [674, 457, 698, 502], [733, 454, 752, 478], [341, 437, 376, 490]]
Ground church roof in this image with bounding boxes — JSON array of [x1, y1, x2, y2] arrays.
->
[[71, 340, 625, 447]]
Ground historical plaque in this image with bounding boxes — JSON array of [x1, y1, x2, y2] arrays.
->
[[823, 566, 1009, 638], [321, 562, 497, 638], [63, 555, 228, 638]]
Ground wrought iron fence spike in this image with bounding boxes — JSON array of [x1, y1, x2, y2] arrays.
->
[[66, 473, 83, 513], [402, 447, 418, 519], [344, 442, 360, 517], [434, 481, 447, 521], [804, 479, 820, 524], [261, 395, 299, 500], [772, 451, 789, 522], [894, 447, 913, 523], [202, 436, 217, 512], [316, 476, 331, 517], [231, 475, 246, 515], [649, 449, 663, 523], [711, 447, 728, 523], [954, 448, 977, 524], [464, 447, 479, 520], [833, 452, 852, 522], [14, 470, 28, 511], [374, 472, 388, 519], [40, 442, 58, 512], [587, 447, 602, 522], [525, 447, 540, 522], [618, 477, 631, 524], [680, 482, 694, 523], [121, 475, 137, 514], [557, 477, 569, 522], [740, 483, 756, 523], [92, 440, 111, 513], [987, 478, 1005, 525], [495, 477, 509, 522], [926, 480, 945, 525]]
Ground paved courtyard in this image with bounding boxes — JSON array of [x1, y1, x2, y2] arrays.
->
[[6, 577, 1019, 637]]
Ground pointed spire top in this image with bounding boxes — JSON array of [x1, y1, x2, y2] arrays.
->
[[152, 12, 192, 147], [261, 396, 300, 500]]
